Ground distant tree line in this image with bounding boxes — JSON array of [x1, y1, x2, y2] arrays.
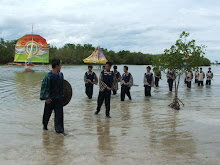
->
[[0, 38, 211, 66]]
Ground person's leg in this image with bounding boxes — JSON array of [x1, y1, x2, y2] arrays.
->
[[155, 78, 158, 87], [95, 91, 105, 114], [42, 102, 54, 130], [189, 81, 191, 88], [85, 85, 89, 97], [112, 90, 117, 95], [105, 94, 111, 117], [209, 80, 211, 85], [148, 86, 152, 96], [54, 99, 64, 133], [88, 85, 93, 99], [201, 81, 204, 86], [198, 81, 201, 86], [145, 86, 147, 96], [126, 87, 132, 100], [121, 86, 126, 101]]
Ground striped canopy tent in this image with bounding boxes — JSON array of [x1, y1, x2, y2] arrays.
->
[[83, 46, 107, 64]]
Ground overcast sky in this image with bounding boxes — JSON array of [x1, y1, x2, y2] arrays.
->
[[0, 0, 219, 62]]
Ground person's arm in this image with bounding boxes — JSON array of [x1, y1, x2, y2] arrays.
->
[[112, 74, 117, 90], [118, 72, 122, 82], [93, 73, 98, 85], [203, 72, 205, 79], [40, 75, 50, 100], [144, 74, 148, 85], [120, 74, 124, 86], [99, 73, 108, 91], [211, 72, 213, 78], [151, 74, 155, 86], [127, 74, 133, 87]]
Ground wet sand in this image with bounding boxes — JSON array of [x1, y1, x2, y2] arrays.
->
[[0, 65, 220, 165]]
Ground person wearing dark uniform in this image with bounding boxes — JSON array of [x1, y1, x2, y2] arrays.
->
[[167, 70, 176, 92], [185, 69, 193, 88], [40, 59, 66, 135], [206, 67, 213, 85], [94, 62, 116, 118], [154, 70, 161, 87], [84, 65, 98, 99], [144, 66, 154, 96], [121, 66, 133, 101], [112, 65, 121, 95]]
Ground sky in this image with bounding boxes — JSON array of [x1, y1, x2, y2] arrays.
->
[[0, 0, 219, 62]]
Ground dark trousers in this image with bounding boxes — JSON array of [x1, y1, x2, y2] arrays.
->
[[206, 80, 211, 85], [168, 79, 174, 91], [195, 79, 198, 83], [198, 81, 204, 86], [144, 86, 151, 96], [121, 86, 131, 101], [96, 90, 111, 116], [186, 81, 191, 88], [85, 84, 93, 99], [42, 99, 64, 133], [155, 78, 159, 87], [112, 90, 117, 95]]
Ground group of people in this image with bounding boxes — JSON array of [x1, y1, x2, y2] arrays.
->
[[40, 59, 214, 135], [184, 67, 214, 88]]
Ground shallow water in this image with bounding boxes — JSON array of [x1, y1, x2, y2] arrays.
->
[[0, 65, 220, 165]]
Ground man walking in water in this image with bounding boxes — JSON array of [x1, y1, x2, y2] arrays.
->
[[112, 65, 121, 95], [94, 62, 116, 118], [121, 66, 133, 101], [40, 59, 66, 136], [167, 70, 176, 91], [206, 67, 213, 85], [144, 66, 154, 96], [185, 68, 193, 88], [84, 65, 98, 99], [198, 68, 205, 86]]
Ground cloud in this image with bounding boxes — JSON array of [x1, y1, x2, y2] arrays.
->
[[0, 0, 220, 61]]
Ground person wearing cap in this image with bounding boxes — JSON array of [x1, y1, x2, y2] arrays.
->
[[198, 67, 205, 86], [84, 65, 98, 99], [112, 65, 121, 95], [144, 66, 154, 96], [185, 68, 193, 88], [121, 66, 133, 101], [206, 67, 213, 85]]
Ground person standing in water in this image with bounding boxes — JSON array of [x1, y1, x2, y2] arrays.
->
[[40, 59, 66, 136], [185, 68, 193, 88], [84, 65, 98, 99], [153, 68, 161, 87], [198, 68, 205, 86], [194, 68, 199, 83], [167, 70, 176, 92], [206, 67, 213, 85], [112, 65, 121, 95], [94, 62, 116, 118], [121, 66, 133, 101], [144, 66, 154, 96]]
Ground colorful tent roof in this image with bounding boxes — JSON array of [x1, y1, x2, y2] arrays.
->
[[14, 34, 49, 63], [83, 46, 107, 64]]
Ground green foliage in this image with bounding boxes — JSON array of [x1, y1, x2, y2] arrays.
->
[[0, 36, 210, 66], [153, 31, 207, 74], [0, 38, 17, 64]]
